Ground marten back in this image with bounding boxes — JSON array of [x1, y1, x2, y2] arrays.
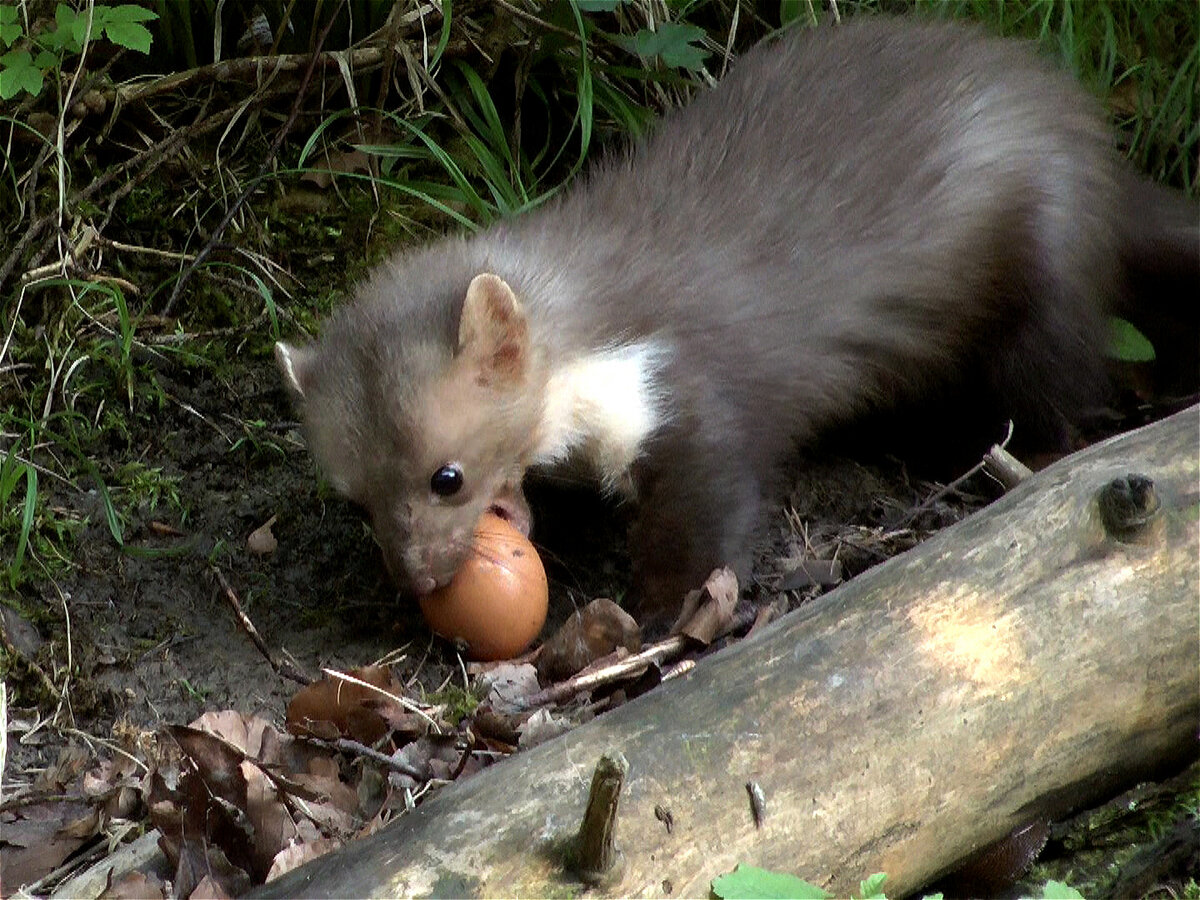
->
[[473, 19, 1137, 462]]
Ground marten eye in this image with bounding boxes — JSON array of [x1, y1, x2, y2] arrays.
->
[[430, 463, 464, 497]]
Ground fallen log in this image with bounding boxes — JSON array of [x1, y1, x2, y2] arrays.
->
[[259, 405, 1200, 898]]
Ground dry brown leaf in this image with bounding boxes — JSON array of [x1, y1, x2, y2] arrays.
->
[[673, 567, 739, 644], [536, 598, 642, 684], [34, 744, 90, 791], [517, 709, 574, 749], [98, 868, 168, 899], [188, 874, 232, 899], [479, 662, 540, 713], [470, 706, 523, 746], [190, 709, 253, 752], [246, 515, 278, 555], [282, 773, 359, 837], [173, 841, 248, 899], [243, 761, 299, 876], [264, 838, 341, 883], [152, 727, 261, 884], [0, 798, 97, 890], [285, 665, 413, 744], [388, 734, 471, 790], [776, 558, 843, 590]]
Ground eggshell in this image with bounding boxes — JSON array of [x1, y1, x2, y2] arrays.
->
[[418, 513, 548, 661]]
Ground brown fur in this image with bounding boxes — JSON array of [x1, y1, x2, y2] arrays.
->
[[277, 17, 1199, 615]]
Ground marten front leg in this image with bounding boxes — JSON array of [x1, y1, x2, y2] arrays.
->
[[628, 422, 764, 625]]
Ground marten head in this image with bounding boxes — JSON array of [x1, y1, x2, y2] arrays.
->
[[276, 271, 544, 596]]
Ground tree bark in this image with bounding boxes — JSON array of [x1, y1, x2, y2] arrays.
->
[[259, 405, 1200, 899]]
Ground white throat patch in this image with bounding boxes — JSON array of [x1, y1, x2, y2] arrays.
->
[[531, 341, 671, 494]]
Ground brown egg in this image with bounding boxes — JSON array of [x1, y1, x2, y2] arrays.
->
[[418, 512, 548, 661]]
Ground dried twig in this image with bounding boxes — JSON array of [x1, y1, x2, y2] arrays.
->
[[513, 635, 690, 712], [898, 421, 1022, 528], [321, 667, 441, 730], [326, 737, 427, 778], [116, 47, 386, 107], [0, 103, 245, 291], [211, 565, 311, 685]]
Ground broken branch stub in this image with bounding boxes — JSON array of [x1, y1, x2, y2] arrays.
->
[[568, 751, 629, 886]]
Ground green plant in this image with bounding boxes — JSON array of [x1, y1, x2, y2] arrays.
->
[[1109, 317, 1156, 362], [612, 22, 710, 71], [228, 418, 288, 462], [0, 2, 158, 99], [710, 866, 920, 900], [116, 461, 182, 515], [294, 2, 715, 237], [0, 425, 88, 590], [0, 443, 37, 588], [426, 683, 482, 726], [1038, 881, 1085, 899], [88, 281, 138, 410], [178, 677, 208, 703]]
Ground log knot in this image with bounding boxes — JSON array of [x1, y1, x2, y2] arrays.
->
[[1098, 474, 1161, 541]]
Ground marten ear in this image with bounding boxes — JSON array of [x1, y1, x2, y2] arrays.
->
[[275, 341, 311, 401], [457, 273, 530, 386]]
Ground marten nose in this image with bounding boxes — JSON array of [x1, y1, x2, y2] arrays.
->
[[381, 546, 437, 596], [392, 543, 439, 595]]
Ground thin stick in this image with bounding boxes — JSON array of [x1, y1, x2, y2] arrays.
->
[[512, 635, 690, 712], [211, 565, 311, 685]]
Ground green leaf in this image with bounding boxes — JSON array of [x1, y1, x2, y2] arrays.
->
[[101, 18, 152, 52], [858, 873, 888, 899], [1107, 316, 1156, 362], [0, 450, 18, 504], [95, 474, 124, 546], [574, 0, 623, 10], [99, 5, 157, 53], [0, 49, 44, 98], [106, 4, 159, 23], [1040, 881, 1085, 899], [711, 863, 830, 899], [620, 22, 709, 71], [780, 1, 806, 26], [54, 2, 74, 29], [39, 25, 71, 53], [0, 14, 21, 48], [62, 3, 90, 48], [566, 1, 594, 163], [51, 2, 84, 53]]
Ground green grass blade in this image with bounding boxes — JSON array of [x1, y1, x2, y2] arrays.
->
[[90, 467, 124, 547], [429, 0, 453, 69], [12, 464, 37, 588]]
